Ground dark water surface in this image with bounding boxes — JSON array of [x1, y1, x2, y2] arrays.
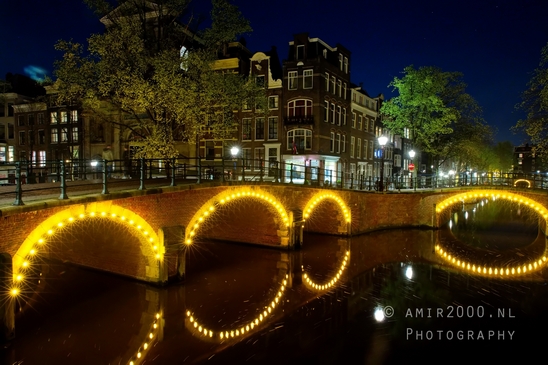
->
[[2, 201, 548, 364]]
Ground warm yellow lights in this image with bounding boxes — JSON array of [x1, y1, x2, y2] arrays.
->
[[303, 193, 351, 225], [435, 244, 547, 278], [302, 251, 350, 291], [127, 312, 162, 365]]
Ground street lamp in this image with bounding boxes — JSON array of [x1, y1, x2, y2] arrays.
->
[[378, 136, 388, 192], [408, 149, 416, 191], [230, 146, 239, 181]]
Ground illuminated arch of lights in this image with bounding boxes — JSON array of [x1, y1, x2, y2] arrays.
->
[[435, 190, 548, 221], [185, 187, 289, 245], [303, 193, 351, 223], [10, 202, 162, 297], [435, 190, 548, 277], [513, 179, 532, 188], [302, 250, 350, 291], [435, 244, 547, 277], [184, 275, 288, 342], [128, 312, 162, 365]]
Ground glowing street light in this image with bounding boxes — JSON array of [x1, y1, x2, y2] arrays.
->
[[378, 136, 388, 192], [230, 146, 239, 181], [408, 149, 416, 190]]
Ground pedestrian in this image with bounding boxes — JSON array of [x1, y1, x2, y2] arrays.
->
[[102, 145, 114, 178]]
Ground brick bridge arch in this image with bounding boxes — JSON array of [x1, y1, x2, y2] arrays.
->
[[10, 201, 163, 297]]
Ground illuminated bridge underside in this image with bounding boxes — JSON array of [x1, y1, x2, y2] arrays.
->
[[435, 189, 548, 277]]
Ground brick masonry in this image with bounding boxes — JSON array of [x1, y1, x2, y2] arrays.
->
[[2, 184, 545, 282]]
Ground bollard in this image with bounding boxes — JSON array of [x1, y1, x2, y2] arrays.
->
[[139, 158, 146, 190], [170, 158, 176, 187], [59, 160, 69, 199], [101, 160, 109, 195], [13, 162, 24, 206]]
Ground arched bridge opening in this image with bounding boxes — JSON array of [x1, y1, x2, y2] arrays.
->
[[303, 192, 351, 236]]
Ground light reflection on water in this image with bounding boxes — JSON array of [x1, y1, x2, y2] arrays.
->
[[4, 206, 548, 364]]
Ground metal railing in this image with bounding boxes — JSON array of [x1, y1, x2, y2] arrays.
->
[[0, 157, 545, 206]]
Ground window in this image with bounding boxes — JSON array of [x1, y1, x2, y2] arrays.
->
[[28, 114, 34, 126], [268, 117, 278, 140], [268, 96, 279, 109], [288, 99, 313, 117], [303, 69, 313, 89], [358, 115, 363, 130], [50, 112, 58, 124], [39, 129, 45, 144], [352, 112, 356, 128], [343, 83, 347, 100], [242, 118, 252, 140], [255, 118, 264, 140], [256, 75, 265, 88], [364, 140, 368, 160], [242, 148, 252, 169], [337, 80, 342, 97], [342, 135, 346, 152], [71, 110, 78, 122], [254, 148, 265, 170], [338, 53, 343, 70], [325, 72, 330, 91], [336, 133, 341, 153], [38, 151, 46, 167], [344, 57, 348, 73], [357, 138, 361, 158], [330, 132, 335, 152], [8, 124, 14, 139], [61, 128, 68, 142], [287, 129, 312, 151], [337, 106, 341, 126], [60, 111, 68, 123], [324, 101, 329, 123], [331, 76, 336, 93], [19, 131, 25, 145], [37, 113, 45, 124], [29, 130, 35, 146], [350, 136, 355, 158], [394, 154, 401, 168], [369, 141, 374, 159], [288, 71, 298, 90], [364, 117, 369, 132], [72, 127, 79, 142], [18, 115, 25, 126], [343, 108, 347, 125], [330, 103, 335, 124], [296, 45, 304, 60], [0, 125, 4, 140]]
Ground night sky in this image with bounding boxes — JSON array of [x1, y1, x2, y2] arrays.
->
[[1, 0, 547, 145]]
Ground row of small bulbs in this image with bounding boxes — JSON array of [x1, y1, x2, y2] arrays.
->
[[304, 194, 351, 223], [185, 275, 289, 341], [436, 191, 548, 220], [302, 250, 350, 291], [11, 211, 162, 297], [435, 245, 547, 276], [185, 190, 290, 245], [128, 312, 162, 365]]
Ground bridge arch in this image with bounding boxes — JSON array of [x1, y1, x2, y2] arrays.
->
[[434, 189, 548, 277], [11, 201, 163, 296], [184, 187, 290, 246], [302, 192, 351, 235]]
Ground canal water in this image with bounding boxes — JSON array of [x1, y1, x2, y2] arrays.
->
[[2, 198, 548, 364]]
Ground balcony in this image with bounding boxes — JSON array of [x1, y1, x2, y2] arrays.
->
[[284, 115, 314, 126]]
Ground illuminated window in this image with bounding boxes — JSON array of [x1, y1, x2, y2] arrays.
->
[[242, 118, 251, 140], [50, 112, 57, 124], [71, 110, 78, 122], [287, 129, 312, 151], [60, 111, 68, 123], [288, 71, 298, 90], [288, 99, 313, 117], [51, 128, 58, 144], [72, 127, 79, 142]]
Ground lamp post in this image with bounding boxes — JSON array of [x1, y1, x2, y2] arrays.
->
[[230, 146, 239, 181], [408, 149, 416, 191], [378, 136, 388, 192]]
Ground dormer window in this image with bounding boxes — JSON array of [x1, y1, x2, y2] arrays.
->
[[296, 45, 304, 60]]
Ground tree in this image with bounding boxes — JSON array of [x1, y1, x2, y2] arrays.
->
[[514, 42, 548, 160], [490, 141, 514, 172], [380, 65, 459, 154], [54, 0, 266, 159]]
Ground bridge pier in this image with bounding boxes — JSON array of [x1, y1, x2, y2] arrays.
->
[[0, 253, 15, 342], [159, 226, 186, 283], [287, 210, 304, 250]]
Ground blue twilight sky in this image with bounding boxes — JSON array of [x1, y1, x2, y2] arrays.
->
[[1, 0, 547, 145]]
